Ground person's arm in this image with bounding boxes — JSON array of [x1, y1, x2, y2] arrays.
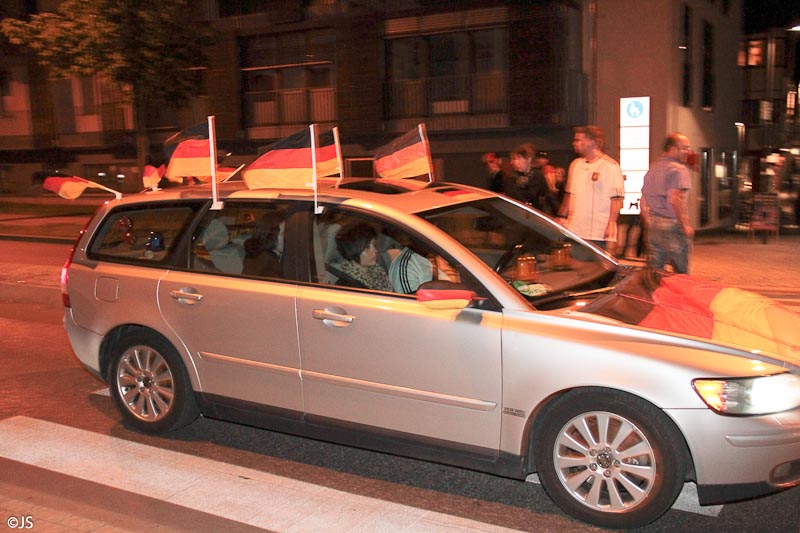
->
[[639, 196, 650, 228], [556, 163, 575, 221], [669, 188, 694, 238], [604, 163, 625, 239], [604, 196, 623, 240]]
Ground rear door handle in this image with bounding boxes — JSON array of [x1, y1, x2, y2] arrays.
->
[[312, 308, 354, 327]]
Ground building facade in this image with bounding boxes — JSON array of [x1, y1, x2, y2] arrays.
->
[[0, 0, 744, 230]]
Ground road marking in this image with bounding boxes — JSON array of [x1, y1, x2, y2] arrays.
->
[[0, 412, 723, 531], [0, 416, 521, 532]]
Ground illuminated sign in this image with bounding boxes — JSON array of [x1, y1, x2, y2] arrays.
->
[[619, 96, 650, 215]]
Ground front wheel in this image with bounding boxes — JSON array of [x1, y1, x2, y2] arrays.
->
[[534, 389, 688, 529], [107, 330, 199, 433]]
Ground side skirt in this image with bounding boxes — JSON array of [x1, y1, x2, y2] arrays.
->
[[198, 393, 528, 480]]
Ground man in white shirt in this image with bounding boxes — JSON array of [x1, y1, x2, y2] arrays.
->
[[556, 126, 624, 253]]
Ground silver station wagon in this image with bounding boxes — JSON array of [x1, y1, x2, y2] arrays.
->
[[61, 179, 800, 528]]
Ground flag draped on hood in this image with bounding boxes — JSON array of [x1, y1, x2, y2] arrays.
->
[[43, 176, 107, 200], [242, 127, 338, 189], [373, 124, 432, 180], [581, 268, 800, 359]]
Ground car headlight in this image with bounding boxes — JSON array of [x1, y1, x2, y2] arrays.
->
[[693, 373, 800, 415]]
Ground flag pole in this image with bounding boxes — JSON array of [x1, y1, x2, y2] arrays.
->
[[310, 123, 323, 215], [419, 123, 434, 183], [208, 115, 223, 210], [222, 163, 246, 182], [333, 126, 344, 188]]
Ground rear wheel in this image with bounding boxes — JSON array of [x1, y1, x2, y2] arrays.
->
[[107, 331, 199, 433], [534, 389, 687, 529]]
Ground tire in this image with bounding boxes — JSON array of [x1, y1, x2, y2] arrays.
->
[[107, 330, 199, 433], [534, 389, 687, 529]]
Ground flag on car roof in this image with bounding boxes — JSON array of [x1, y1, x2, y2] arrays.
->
[[242, 125, 339, 189], [43, 175, 110, 200], [164, 138, 214, 182], [142, 164, 165, 189], [163, 122, 209, 160], [373, 124, 433, 180], [581, 269, 800, 359]]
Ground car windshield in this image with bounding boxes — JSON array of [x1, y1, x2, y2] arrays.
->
[[419, 198, 622, 308]]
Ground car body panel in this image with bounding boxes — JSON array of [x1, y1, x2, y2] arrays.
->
[[296, 283, 503, 450], [158, 271, 303, 411]]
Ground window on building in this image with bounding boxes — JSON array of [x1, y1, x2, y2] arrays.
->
[[745, 39, 765, 67], [702, 21, 714, 110], [681, 4, 692, 107], [741, 99, 760, 125], [78, 77, 97, 115], [241, 30, 336, 127], [385, 27, 508, 118], [0, 69, 9, 114]]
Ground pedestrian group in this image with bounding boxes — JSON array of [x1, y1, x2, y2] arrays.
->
[[483, 126, 693, 273]]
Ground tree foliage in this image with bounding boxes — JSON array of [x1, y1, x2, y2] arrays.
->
[[1, 0, 211, 106]]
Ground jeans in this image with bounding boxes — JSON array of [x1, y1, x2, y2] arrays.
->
[[646, 216, 691, 274]]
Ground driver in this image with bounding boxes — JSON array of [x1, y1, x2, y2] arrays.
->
[[388, 245, 460, 294]]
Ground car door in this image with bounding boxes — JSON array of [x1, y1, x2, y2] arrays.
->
[[159, 201, 303, 411], [296, 207, 503, 452]]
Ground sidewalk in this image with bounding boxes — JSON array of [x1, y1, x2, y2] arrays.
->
[[1, 196, 799, 294]]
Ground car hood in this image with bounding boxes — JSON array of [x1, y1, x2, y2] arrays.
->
[[577, 268, 800, 369]]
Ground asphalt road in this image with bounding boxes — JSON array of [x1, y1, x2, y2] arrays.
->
[[0, 241, 798, 532]]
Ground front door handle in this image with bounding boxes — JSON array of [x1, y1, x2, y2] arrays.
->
[[169, 288, 204, 304], [312, 308, 354, 327]]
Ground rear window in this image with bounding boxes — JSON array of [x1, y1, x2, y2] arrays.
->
[[87, 202, 203, 265]]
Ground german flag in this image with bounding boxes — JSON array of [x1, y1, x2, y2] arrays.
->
[[142, 164, 165, 188], [164, 138, 212, 182], [43, 176, 106, 200], [581, 269, 800, 358], [374, 125, 432, 180], [243, 127, 338, 189], [163, 122, 209, 159]]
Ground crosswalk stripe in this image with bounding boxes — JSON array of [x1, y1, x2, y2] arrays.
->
[[0, 416, 521, 532]]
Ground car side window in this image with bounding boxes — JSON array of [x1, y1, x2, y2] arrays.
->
[[191, 202, 290, 279], [311, 207, 480, 297], [88, 203, 201, 265]]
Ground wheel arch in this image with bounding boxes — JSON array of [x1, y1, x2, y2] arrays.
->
[[520, 386, 696, 481], [99, 324, 200, 390]]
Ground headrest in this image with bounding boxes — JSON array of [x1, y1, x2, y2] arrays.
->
[[202, 219, 229, 251]]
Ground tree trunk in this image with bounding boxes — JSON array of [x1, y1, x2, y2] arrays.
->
[[134, 99, 149, 173]]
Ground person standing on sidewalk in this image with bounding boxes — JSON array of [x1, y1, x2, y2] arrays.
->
[[556, 126, 624, 253], [640, 133, 694, 273]]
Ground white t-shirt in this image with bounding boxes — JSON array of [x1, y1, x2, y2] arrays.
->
[[565, 154, 624, 241]]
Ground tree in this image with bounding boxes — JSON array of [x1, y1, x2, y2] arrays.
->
[[1, 0, 212, 170]]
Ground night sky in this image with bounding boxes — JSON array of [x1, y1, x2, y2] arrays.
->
[[744, 0, 800, 33]]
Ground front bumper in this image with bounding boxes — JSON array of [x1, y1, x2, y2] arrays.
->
[[668, 407, 800, 504]]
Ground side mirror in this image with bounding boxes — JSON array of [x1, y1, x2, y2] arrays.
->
[[416, 280, 477, 310]]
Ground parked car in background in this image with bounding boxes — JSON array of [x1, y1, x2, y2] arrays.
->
[[61, 179, 800, 528]]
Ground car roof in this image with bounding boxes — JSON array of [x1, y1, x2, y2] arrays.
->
[[111, 179, 496, 215]]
